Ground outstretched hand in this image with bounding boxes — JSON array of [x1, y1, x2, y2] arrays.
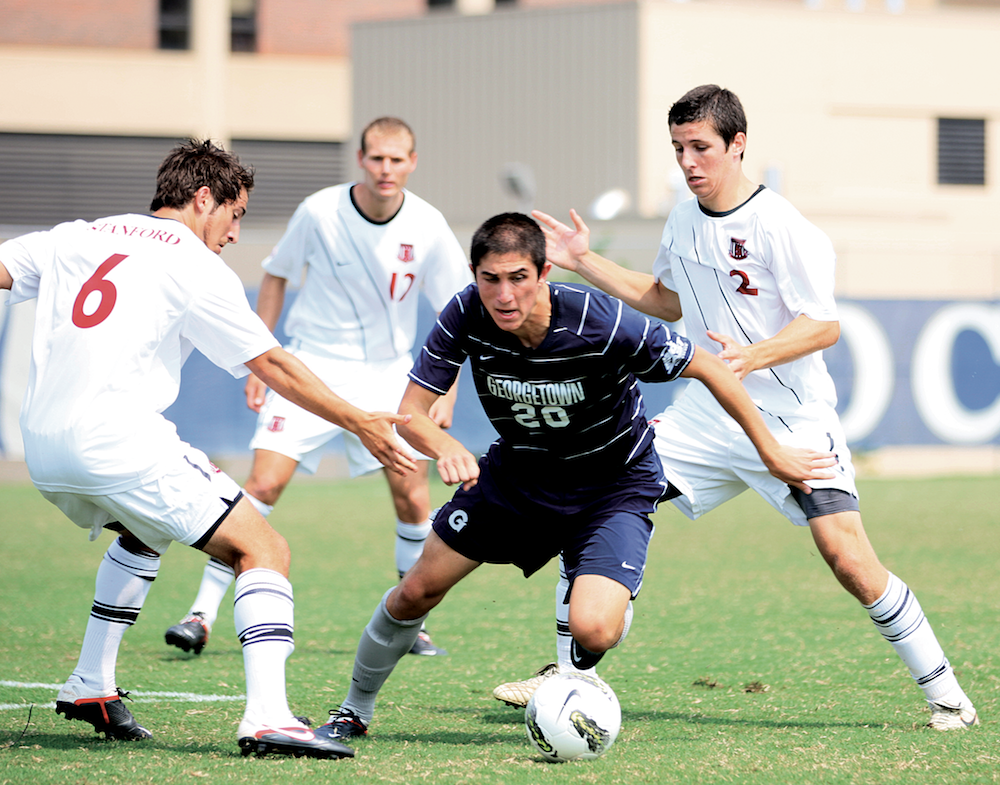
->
[[245, 374, 269, 413], [765, 446, 837, 493], [708, 330, 756, 381], [357, 412, 418, 476], [532, 209, 591, 272]]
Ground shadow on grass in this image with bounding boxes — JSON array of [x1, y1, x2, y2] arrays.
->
[[470, 704, 888, 732], [159, 648, 242, 663], [0, 731, 224, 755]]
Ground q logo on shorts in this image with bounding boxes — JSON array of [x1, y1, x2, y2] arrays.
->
[[448, 509, 469, 532]]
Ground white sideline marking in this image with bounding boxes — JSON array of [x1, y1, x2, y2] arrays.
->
[[0, 681, 243, 711]]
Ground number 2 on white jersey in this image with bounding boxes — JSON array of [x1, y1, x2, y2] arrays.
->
[[72, 254, 128, 328]]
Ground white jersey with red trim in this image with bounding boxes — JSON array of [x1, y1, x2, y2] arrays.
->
[[262, 183, 471, 362], [653, 187, 839, 421], [0, 214, 278, 494]]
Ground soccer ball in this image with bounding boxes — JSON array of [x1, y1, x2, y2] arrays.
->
[[524, 672, 621, 762]]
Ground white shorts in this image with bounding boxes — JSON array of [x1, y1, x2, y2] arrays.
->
[[40, 447, 243, 554], [249, 348, 426, 477], [650, 385, 859, 527]]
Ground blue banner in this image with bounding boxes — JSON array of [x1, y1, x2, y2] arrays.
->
[[160, 296, 1000, 459]]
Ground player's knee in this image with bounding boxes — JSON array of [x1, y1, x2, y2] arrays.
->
[[390, 486, 430, 522], [243, 475, 286, 507], [392, 571, 446, 619], [569, 617, 619, 654], [233, 527, 290, 576]]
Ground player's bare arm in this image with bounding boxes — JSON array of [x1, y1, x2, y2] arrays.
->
[[245, 272, 289, 411], [398, 381, 480, 489], [708, 314, 840, 381], [246, 347, 417, 476], [428, 373, 461, 429], [532, 209, 682, 322], [0, 261, 12, 290], [681, 346, 836, 491]]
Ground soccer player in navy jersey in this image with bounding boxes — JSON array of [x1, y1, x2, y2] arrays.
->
[[314, 212, 835, 742]]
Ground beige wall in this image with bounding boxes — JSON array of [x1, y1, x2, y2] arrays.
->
[[638, 0, 1000, 299], [0, 47, 349, 143]]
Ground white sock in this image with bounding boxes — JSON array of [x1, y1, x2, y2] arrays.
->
[[244, 491, 273, 518], [234, 568, 296, 725], [74, 537, 160, 694], [188, 557, 235, 630], [865, 572, 972, 707], [395, 519, 431, 577], [554, 556, 586, 673]]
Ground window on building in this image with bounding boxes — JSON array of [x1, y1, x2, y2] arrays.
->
[[231, 0, 257, 52], [159, 0, 258, 52], [159, 0, 191, 50], [428, 0, 517, 8], [937, 118, 986, 186]]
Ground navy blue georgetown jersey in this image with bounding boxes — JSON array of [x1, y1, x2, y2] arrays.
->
[[410, 281, 695, 488]]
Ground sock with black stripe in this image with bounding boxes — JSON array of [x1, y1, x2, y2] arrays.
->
[[73, 536, 160, 694], [865, 572, 972, 707], [234, 568, 297, 725]]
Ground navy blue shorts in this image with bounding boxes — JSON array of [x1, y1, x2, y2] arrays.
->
[[431, 444, 672, 595], [789, 486, 860, 519]]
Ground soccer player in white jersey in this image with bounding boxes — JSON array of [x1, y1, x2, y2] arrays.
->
[[0, 139, 417, 758], [493, 84, 978, 731], [165, 118, 471, 658]]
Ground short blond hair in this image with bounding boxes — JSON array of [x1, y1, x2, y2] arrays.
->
[[360, 117, 415, 154]]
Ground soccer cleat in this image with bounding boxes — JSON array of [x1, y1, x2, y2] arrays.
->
[[314, 708, 369, 742], [409, 629, 448, 656], [492, 663, 561, 708], [237, 718, 354, 759], [165, 612, 210, 654], [55, 676, 152, 741], [927, 700, 979, 730]]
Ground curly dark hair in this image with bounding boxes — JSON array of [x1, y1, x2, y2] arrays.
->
[[149, 139, 254, 211]]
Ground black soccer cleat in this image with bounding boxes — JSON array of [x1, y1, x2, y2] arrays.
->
[[165, 612, 210, 654], [237, 723, 354, 759], [314, 708, 369, 742], [55, 683, 152, 741]]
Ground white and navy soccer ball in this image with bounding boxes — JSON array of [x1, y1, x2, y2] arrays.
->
[[524, 672, 621, 762]]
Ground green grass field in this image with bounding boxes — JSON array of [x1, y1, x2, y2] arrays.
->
[[1, 474, 998, 784]]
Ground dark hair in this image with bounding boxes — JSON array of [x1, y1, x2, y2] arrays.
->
[[668, 85, 747, 156], [360, 117, 415, 154], [470, 213, 546, 273], [149, 139, 254, 212]]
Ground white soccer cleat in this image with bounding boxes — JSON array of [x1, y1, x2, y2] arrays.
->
[[926, 700, 979, 730], [492, 663, 561, 708], [237, 715, 355, 758]]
